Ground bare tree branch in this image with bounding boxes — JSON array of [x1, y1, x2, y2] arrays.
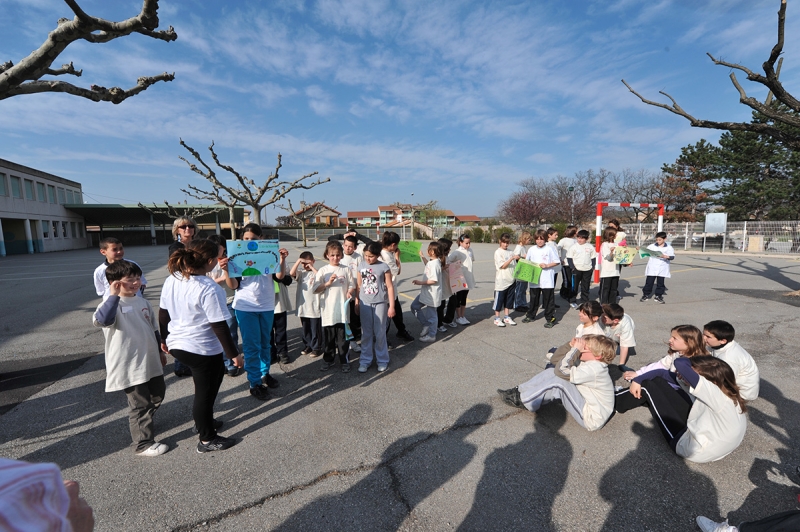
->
[[0, 0, 177, 103], [622, 0, 800, 150], [179, 139, 331, 225], [138, 201, 226, 220]]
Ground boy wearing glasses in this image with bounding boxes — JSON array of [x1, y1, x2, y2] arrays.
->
[[93, 260, 169, 456]]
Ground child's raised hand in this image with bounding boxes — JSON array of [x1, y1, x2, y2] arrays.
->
[[623, 370, 637, 381], [108, 280, 122, 297], [327, 273, 338, 285], [279, 248, 289, 259]]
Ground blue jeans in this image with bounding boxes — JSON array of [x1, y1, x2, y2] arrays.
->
[[410, 295, 438, 337], [359, 301, 390, 367], [235, 309, 274, 388], [223, 303, 239, 371]]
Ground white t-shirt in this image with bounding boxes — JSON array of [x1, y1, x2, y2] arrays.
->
[[94, 260, 147, 299], [576, 321, 605, 338], [557, 237, 576, 265], [93, 296, 162, 392], [232, 274, 276, 313], [315, 264, 354, 327], [676, 376, 747, 463], [448, 247, 475, 290], [295, 269, 321, 318], [380, 249, 400, 282], [710, 341, 760, 401], [340, 252, 363, 282], [419, 258, 442, 306], [644, 242, 675, 278], [274, 282, 293, 314], [159, 273, 231, 356], [599, 242, 619, 278], [494, 248, 516, 291], [604, 314, 636, 348], [566, 243, 597, 272], [525, 245, 560, 289], [570, 359, 614, 432]]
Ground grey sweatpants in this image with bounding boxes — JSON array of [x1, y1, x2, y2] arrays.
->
[[359, 301, 390, 367], [518, 368, 586, 428]]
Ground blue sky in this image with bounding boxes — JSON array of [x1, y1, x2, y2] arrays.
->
[[1, 0, 798, 218]]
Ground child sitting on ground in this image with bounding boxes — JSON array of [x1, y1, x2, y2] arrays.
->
[[93, 237, 147, 299], [546, 301, 605, 367], [602, 303, 636, 372], [703, 320, 759, 401], [93, 260, 168, 456], [498, 334, 617, 431]]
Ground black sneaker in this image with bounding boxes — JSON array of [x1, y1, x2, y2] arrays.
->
[[497, 387, 525, 410], [197, 435, 237, 453], [249, 384, 271, 401], [521, 316, 534, 323], [640, 295, 651, 302], [341, 363, 351, 373], [319, 361, 334, 371], [654, 296, 665, 304], [279, 355, 291, 364], [192, 419, 224, 434], [543, 317, 557, 328], [396, 330, 414, 342], [618, 364, 636, 373], [262, 374, 280, 388], [174, 368, 192, 377], [227, 367, 241, 377]]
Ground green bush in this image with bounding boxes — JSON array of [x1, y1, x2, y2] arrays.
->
[[484, 226, 494, 243], [471, 227, 484, 243], [493, 226, 516, 243], [442, 229, 453, 240]]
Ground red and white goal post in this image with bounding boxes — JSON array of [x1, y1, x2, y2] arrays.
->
[[594, 202, 664, 283]]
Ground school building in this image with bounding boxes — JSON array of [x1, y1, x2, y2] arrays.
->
[[0, 158, 88, 256]]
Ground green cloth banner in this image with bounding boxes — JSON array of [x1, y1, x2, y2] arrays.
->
[[398, 240, 423, 263], [513, 259, 541, 284]]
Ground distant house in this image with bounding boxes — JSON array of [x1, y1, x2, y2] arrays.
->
[[294, 202, 342, 227], [382, 218, 434, 239], [455, 214, 482, 226], [347, 211, 380, 227]]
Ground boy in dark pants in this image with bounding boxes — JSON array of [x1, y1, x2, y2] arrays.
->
[[566, 230, 597, 308]]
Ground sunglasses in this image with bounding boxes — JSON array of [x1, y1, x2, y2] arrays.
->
[[178, 225, 195, 230]]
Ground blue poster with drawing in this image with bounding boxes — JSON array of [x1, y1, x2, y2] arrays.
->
[[226, 239, 281, 277]]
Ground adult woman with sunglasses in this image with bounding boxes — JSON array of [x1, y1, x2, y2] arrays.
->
[[168, 216, 198, 376]]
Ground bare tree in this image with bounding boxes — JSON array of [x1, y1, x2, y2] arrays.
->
[[609, 169, 665, 222], [179, 139, 330, 226], [138, 201, 226, 220], [180, 184, 239, 240], [498, 178, 550, 227], [277, 199, 334, 247], [621, 0, 800, 150], [1, 0, 176, 103]]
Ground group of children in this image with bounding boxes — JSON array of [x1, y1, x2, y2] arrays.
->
[[492, 222, 677, 331], [498, 311, 759, 464]]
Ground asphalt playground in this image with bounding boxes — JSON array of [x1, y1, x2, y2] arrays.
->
[[1, 242, 799, 531]]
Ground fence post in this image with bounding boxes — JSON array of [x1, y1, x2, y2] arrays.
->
[[684, 223, 689, 250], [314, 228, 317, 241], [742, 221, 747, 252]]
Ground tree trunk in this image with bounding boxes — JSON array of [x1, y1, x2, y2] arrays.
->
[[301, 219, 308, 247], [249, 203, 261, 225], [228, 205, 236, 240]]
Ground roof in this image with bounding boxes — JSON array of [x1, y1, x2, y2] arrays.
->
[[455, 214, 481, 222], [294, 202, 341, 216], [64, 204, 245, 227], [347, 211, 380, 218], [0, 158, 82, 188]]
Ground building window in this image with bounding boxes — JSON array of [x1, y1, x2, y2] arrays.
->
[[10, 176, 22, 198], [62, 221, 68, 238], [57, 187, 66, 204], [42, 220, 50, 238], [36, 182, 46, 202], [74, 191, 83, 204], [24, 179, 36, 200], [48, 185, 56, 203], [52, 221, 59, 237], [66, 190, 74, 203], [78, 223, 85, 237], [70, 222, 77, 238], [0, 173, 6, 196]]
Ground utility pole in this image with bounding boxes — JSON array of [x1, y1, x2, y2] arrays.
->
[[568, 186, 575, 225]]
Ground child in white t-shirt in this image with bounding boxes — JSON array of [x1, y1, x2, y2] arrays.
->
[[291, 251, 323, 358], [93, 237, 147, 299], [598, 227, 620, 305], [602, 303, 636, 372], [493, 233, 519, 327], [410, 241, 444, 343], [512, 231, 532, 311], [341, 235, 363, 353], [522, 230, 561, 328], [566, 229, 597, 307], [703, 320, 759, 401], [314, 241, 355, 372], [641, 231, 675, 304]]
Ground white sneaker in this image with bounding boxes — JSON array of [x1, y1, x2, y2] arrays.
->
[[420, 326, 429, 337], [569, 302, 578, 309], [419, 335, 436, 343], [458, 317, 470, 325], [696, 516, 737, 532], [503, 316, 516, 326], [494, 318, 506, 327], [437, 325, 448, 333], [377, 365, 388, 372], [137, 442, 169, 457], [358, 364, 368, 373], [444, 321, 458, 328], [350, 341, 361, 352]]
